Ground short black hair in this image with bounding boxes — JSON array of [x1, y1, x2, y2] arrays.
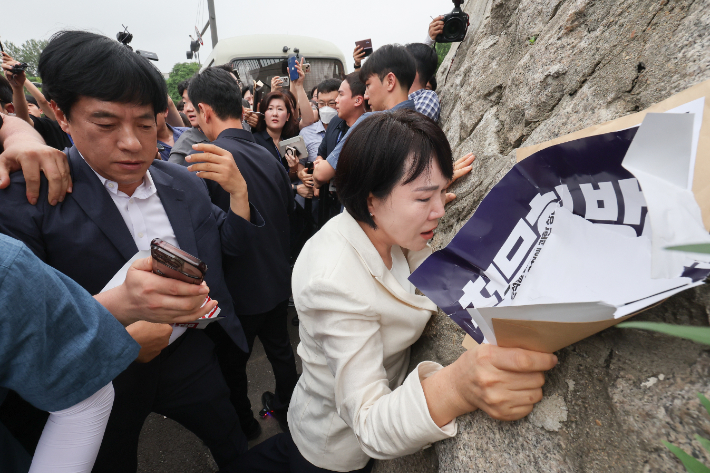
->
[[335, 109, 453, 229], [343, 71, 366, 98], [178, 79, 191, 98], [241, 84, 253, 97], [428, 76, 437, 92], [317, 79, 342, 95], [405, 43, 438, 88], [38, 30, 167, 119], [214, 64, 234, 74], [0, 75, 12, 105], [25, 95, 39, 107], [309, 86, 318, 100], [188, 67, 243, 121], [359, 44, 416, 92]]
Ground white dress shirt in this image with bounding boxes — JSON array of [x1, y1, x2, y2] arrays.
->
[[83, 157, 186, 341]]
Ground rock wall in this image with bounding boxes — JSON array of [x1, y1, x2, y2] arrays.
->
[[376, 0, 710, 471]]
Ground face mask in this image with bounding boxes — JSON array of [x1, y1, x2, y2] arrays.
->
[[319, 106, 337, 125]]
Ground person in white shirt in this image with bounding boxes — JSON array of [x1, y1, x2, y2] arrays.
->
[[241, 110, 558, 473]]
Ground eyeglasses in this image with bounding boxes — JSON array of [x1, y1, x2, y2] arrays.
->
[[317, 101, 337, 108]]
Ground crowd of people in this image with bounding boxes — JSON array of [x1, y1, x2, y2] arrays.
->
[[0, 15, 558, 473]]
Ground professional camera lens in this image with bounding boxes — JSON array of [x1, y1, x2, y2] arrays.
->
[[444, 17, 465, 40]]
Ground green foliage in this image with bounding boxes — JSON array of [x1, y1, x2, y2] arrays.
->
[[666, 244, 710, 254], [166, 62, 201, 102], [699, 394, 710, 415], [435, 42, 452, 72], [617, 321, 710, 346], [527, 35, 539, 45], [662, 441, 710, 473], [4, 39, 48, 77]]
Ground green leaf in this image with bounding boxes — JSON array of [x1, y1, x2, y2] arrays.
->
[[699, 394, 710, 418], [617, 322, 710, 346], [696, 435, 710, 455], [665, 243, 710, 254], [663, 441, 710, 473]]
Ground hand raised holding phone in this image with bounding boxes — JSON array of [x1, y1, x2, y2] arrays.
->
[[95, 255, 217, 326]]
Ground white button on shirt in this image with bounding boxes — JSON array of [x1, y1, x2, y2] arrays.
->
[[82, 156, 186, 341]]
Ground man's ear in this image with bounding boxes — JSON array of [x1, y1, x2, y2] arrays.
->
[[4, 103, 15, 114], [197, 103, 210, 123], [385, 72, 397, 93], [51, 101, 70, 133]]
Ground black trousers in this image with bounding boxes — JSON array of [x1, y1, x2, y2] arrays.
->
[[240, 432, 374, 473], [92, 329, 247, 473], [211, 300, 299, 424]]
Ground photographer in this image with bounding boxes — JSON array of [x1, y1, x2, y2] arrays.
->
[[406, 43, 441, 122], [1, 54, 71, 151]]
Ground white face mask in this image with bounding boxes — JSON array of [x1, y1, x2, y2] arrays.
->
[[319, 106, 337, 125]]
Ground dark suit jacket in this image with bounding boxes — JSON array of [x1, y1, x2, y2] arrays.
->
[[252, 128, 289, 171], [205, 128, 294, 315], [317, 116, 348, 159], [0, 147, 265, 351]]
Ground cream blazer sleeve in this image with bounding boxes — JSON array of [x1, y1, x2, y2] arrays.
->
[[299, 274, 456, 460]]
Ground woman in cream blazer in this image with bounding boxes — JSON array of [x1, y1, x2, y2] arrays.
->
[[242, 110, 557, 473]]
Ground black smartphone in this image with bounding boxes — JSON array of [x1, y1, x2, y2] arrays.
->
[[306, 161, 314, 174], [355, 39, 373, 57], [150, 238, 207, 285]]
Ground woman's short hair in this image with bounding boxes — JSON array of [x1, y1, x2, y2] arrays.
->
[[335, 110, 453, 229], [255, 90, 299, 139]]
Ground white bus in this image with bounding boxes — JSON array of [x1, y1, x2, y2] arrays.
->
[[201, 34, 348, 94]]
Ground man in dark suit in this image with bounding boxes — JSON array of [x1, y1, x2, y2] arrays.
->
[[184, 67, 299, 437], [0, 31, 264, 472]]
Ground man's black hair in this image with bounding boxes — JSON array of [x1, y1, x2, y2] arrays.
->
[[38, 30, 167, 119], [429, 76, 438, 92], [343, 71, 366, 98], [316, 79, 342, 95], [358, 44, 416, 92], [0, 75, 12, 105], [335, 109, 453, 229], [25, 95, 39, 107], [178, 79, 191, 98], [188, 67, 243, 121], [214, 64, 234, 74], [241, 84, 253, 97], [309, 86, 318, 100], [405, 43, 438, 88]]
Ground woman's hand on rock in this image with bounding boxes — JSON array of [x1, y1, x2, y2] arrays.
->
[[422, 342, 557, 427], [454, 343, 557, 421]]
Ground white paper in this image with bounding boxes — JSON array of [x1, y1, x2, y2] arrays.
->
[[622, 113, 710, 279], [507, 207, 695, 310]]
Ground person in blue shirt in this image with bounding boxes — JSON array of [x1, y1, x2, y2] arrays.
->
[[0, 233, 139, 473], [313, 44, 474, 203], [312, 44, 418, 187], [156, 105, 188, 161]]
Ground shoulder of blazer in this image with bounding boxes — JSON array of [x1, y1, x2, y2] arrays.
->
[[332, 212, 438, 312]]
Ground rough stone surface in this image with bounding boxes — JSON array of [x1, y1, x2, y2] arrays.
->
[[375, 0, 710, 471]]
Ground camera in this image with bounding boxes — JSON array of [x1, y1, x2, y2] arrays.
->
[[116, 25, 159, 61], [436, 0, 470, 43]]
